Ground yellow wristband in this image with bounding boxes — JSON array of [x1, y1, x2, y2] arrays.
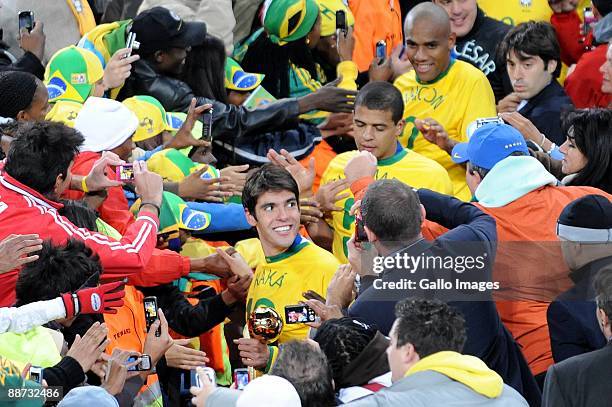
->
[[81, 176, 89, 193]]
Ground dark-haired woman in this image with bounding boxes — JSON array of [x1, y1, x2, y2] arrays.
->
[[502, 108, 612, 194], [557, 109, 612, 193]]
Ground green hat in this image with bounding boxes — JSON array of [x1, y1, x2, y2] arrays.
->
[[225, 58, 265, 91], [44, 45, 104, 103], [262, 0, 320, 45]]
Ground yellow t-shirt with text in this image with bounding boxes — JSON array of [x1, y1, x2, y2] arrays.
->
[[478, 0, 552, 26], [320, 148, 453, 263], [245, 236, 339, 343], [393, 60, 496, 201]]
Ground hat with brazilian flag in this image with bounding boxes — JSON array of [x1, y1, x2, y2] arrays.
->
[[147, 148, 220, 183], [123, 95, 181, 142], [317, 0, 354, 37], [132, 191, 211, 235], [45, 100, 83, 127], [225, 58, 265, 92], [262, 0, 320, 45], [44, 45, 104, 104]]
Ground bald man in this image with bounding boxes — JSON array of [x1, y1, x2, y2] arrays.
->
[[393, 2, 496, 201]]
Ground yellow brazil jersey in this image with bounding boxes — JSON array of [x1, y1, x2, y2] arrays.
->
[[393, 59, 496, 202], [320, 147, 454, 263], [478, 0, 552, 26], [245, 235, 339, 343]]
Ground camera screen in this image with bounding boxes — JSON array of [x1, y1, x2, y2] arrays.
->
[[235, 370, 249, 389], [118, 165, 134, 181], [144, 300, 157, 318], [285, 305, 316, 324], [18, 12, 33, 31]]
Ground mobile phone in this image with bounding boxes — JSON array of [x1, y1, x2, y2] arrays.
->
[[376, 40, 387, 60], [143, 296, 160, 337], [476, 117, 504, 128], [29, 366, 43, 384], [583, 7, 596, 37], [336, 10, 347, 36], [354, 209, 368, 243], [18, 11, 34, 33], [284, 304, 316, 324], [194, 367, 216, 388], [124, 32, 140, 59], [201, 108, 213, 142], [116, 164, 135, 182], [233, 368, 250, 390], [126, 354, 152, 371]]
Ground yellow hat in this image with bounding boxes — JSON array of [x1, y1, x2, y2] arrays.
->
[[45, 100, 83, 127], [317, 0, 354, 37], [122, 95, 180, 142], [147, 148, 220, 182]]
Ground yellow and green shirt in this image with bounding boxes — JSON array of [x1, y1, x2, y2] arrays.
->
[[320, 147, 453, 263], [393, 59, 496, 201], [477, 0, 552, 26], [245, 235, 339, 343]]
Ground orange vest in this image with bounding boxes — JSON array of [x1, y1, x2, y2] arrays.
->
[[348, 0, 403, 72], [105, 285, 147, 354]]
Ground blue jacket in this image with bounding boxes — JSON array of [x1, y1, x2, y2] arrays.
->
[[348, 189, 541, 406]]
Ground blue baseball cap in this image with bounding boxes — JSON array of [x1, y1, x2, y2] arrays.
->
[[451, 123, 529, 170]]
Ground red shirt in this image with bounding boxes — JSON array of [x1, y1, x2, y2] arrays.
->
[[565, 44, 611, 108]]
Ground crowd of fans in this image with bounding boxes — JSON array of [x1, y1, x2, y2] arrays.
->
[[0, 0, 610, 406]]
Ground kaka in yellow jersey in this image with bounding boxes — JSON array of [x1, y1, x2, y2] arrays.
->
[[226, 164, 339, 372], [396, 4, 496, 202]]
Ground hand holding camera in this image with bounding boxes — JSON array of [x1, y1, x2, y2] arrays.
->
[[18, 12, 45, 61]]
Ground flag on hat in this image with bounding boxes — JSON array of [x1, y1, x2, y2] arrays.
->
[[225, 58, 265, 92], [45, 46, 104, 104], [132, 191, 211, 235], [123, 95, 180, 142], [262, 0, 320, 45]]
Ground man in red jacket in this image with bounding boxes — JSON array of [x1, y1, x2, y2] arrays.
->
[[0, 121, 162, 306]]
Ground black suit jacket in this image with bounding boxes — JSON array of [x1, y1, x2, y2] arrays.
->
[[543, 341, 612, 407]]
